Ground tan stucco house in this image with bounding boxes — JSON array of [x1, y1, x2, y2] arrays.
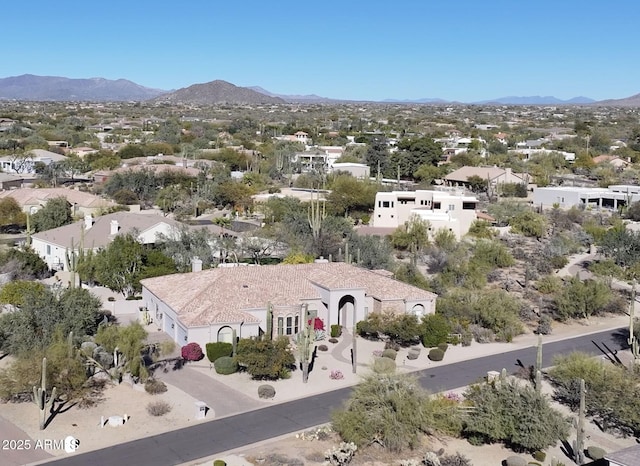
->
[[140, 262, 437, 350]]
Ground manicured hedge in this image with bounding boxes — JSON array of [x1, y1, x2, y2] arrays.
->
[[206, 342, 233, 363]]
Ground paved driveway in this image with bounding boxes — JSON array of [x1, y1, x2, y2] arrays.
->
[[156, 365, 263, 418], [0, 416, 52, 466]]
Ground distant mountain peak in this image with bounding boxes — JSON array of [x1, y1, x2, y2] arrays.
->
[[154, 80, 285, 105], [0, 74, 166, 101]]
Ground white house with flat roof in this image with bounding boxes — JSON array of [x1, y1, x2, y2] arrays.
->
[[372, 190, 479, 239], [533, 185, 640, 210]]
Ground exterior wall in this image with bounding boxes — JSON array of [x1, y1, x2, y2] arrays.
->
[[138, 223, 176, 244], [372, 190, 478, 238], [533, 186, 640, 209], [330, 163, 370, 179], [31, 238, 69, 270]]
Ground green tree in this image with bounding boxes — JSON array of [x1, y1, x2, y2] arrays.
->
[[421, 313, 451, 347], [466, 175, 488, 193], [325, 175, 377, 217], [235, 337, 296, 380], [0, 247, 49, 280], [0, 197, 26, 231], [391, 136, 443, 178], [510, 211, 547, 238], [390, 214, 430, 253], [94, 234, 145, 297], [31, 197, 73, 232], [0, 286, 103, 354]]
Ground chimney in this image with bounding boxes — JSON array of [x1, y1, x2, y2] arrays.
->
[[191, 257, 203, 272], [84, 214, 93, 229], [110, 220, 119, 235]]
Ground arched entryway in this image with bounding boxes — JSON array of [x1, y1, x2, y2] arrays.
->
[[411, 304, 425, 318], [217, 326, 233, 343], [338, 294, 356, 329]]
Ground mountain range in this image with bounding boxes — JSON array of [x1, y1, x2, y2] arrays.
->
[[0, 74, 637, 106]]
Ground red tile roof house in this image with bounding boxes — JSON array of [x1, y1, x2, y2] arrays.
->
[[140, 262, 437, 350]]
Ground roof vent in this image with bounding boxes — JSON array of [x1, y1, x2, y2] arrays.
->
[[242, 284, 248, 288]]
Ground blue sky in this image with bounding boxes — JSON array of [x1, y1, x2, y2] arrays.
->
[[4, 1, 638, 102]]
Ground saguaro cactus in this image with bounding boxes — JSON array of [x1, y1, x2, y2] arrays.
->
[[299, 305, 314, 383], [266, 303, 273, 340], [232, 328, 237, 356], [308, 190, 326, 242], [33, 357, 56, 430]]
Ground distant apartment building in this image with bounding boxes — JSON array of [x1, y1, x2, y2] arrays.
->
[[533, 185, 640, 210], [372, 190, 479, 239]]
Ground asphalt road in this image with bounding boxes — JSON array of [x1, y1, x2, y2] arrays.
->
[[40, 326, 627, 466]]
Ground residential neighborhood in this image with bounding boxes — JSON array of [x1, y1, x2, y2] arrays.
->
[[2, 96, 640, 466]]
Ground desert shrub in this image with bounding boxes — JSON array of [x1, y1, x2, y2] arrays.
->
[[504, 456, 527, 466], [381, 349, 397, 360], [213, 461, 227, 466], [461, 331, 473, 346], [214, 356, 238, 375], [332, 373, 461, 452], [144, 378, 167, 395], [536, 315, 553, 335], [554, 277, 612, 321], [146, 400, 172, 416], [331, 324, 342, 338], [464, 379, 569, 452], [438, 342, 449, 352], [318, 344, 328, 352], [536, 275, 564, 296], [384, 340, 401, 351], [205, 342, 233, 362], [330, 370, 344, 380], [328, 338, 339, 344], [407, 348, 420, 360], [181, 342, 204, 361], [428, 348, 445, 361], [373, 357, 396, 374], [324, 442, 357, 465], [533, 451, 546, 462], [235, 336, 295, 380], [470, 325, 495, 343], [258, 384, 276, 399], [440, 452, 472, 466], [586, 446, 606, 460]]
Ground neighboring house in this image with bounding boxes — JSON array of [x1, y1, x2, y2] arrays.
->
[[368, 189, 479, 239], [140, 262, 437, 350], [94, 163, 201, 184], [592, 154, 632, 170], [31, 211, 183, 271], [276, 131, 310, 145], [606, 444, 640, 466], [509, 147, 576, 162], [0, 173, 25, 190], [0, 149, 66, 175], [533, 184, 640, 210], [0, 187, 117, 216], [444, 166, 527, 189]]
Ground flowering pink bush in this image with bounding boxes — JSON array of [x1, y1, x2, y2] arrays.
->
[[330, 369, 344, 380], [181, 342, 204, 361], [444, 391, 462, 403], [308, 317, 325, 331]]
